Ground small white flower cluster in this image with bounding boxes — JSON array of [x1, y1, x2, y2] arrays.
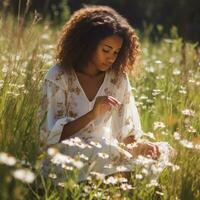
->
[[48, 147, 84, 169], [153, 121, 166, 130], [62, 137, 91, 149], [12, 168, 35, 183], [98, 152, 109, 159], [173, 131, 200, 150], [181, 109, 195, 117], [0, 152, 17, 166]]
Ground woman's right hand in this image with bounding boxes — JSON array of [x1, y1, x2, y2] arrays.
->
[[91, 96, 121, 118]]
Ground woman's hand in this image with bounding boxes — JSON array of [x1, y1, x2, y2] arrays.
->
[[128, 142, 160, 160], [91, 96, 121, 118]]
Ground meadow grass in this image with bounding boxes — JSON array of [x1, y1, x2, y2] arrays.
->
[[0, 14, 200, 200]]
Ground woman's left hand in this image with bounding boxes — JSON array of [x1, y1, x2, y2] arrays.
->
[[128, 142, 161, 160]]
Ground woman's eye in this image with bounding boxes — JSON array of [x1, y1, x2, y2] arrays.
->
[[102, 49, 109, 53]]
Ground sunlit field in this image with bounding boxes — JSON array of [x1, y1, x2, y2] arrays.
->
[[0, 15, 200, 200]]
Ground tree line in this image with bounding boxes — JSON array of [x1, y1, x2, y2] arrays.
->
[[0, 0, 199, 42]]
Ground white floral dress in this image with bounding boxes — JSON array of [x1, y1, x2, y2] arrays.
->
[[39, 64, 172, 183]]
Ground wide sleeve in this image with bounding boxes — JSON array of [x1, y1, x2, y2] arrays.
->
[[38, 78, 75, 147], [111, 74, 143, 143]]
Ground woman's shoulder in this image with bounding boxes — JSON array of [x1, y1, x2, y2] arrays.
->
[[44, 64, 65, 80], [44, 64, 69, 90]]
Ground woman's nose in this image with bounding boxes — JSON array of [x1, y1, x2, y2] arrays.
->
[[106, 55, 115, 64]]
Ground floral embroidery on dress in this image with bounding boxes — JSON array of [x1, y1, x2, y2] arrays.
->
[[55, 110, 65, 119], [46, 79, 59, 97], [104, 88, 113, 96], [125, 116, 133, 126], [70, 86, 81, 95], [55, 71, 65, 80], [69, 110, 78, 118], [118, 104, 124, 117], [124, 91, 131, 104]]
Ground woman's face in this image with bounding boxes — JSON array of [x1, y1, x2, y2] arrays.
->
[[90, 35, 123, 72]]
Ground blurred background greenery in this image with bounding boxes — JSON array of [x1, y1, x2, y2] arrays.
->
[[0, 0, 200, 43]]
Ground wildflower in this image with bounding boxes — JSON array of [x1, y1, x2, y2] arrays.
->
[[145, 66, 155, 73], [179, 139, 194, 149], [151, 164, 163, 174], [120, 183, 133, 191], [98, 152, 109, 159], [156, 75, 165, 80], [146, 99, 154, 103], [188, 79, 195, 83], [187, 126, 196, 133], [79, 154, 89, 161], [161, 131, 168, 135], [153, 121, 166, 130], [83, 185, 91, 193], [62, 137, 89, 149], [171, 164, 180, 172], [0, 80, 4, 88], [90, 171, 105, 180], [48, 173, 57, 179], [61, 164, 74, 171], [173, 68, 181, 75], [50, 153, 72, 165], [58, 182, 65, 187], [90, 141, 102, 148], [2, 66, 8, 73], [141, 168, 149, 176], [72, 160, 84, 169], [12, 168, 35, 183], [143, 132, 156, 140], [47, 147, 59, 156], [181, 109, 195, 117], [117, 177, 128, 183], [155, 191, 164, 196], [152, 89, 162, 96], [116, 165, 128, 171], [0, 152, 17, 166], [94, 192, 103, 198], [173, 132, 181, 140], [155, 60, 162, 64], [104, 164, 113, 169], [146, 179, 159, 187], [179, 89, 187, 94], [196, 81, 200, 86], [135, 155, 155, 166], [103, 176, 118, 185], [195, 144, 200, 150], [140, 95, 148, 100], [135, 174, 143, 179]]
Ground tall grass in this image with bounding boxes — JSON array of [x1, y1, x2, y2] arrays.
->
[[0, 14, 199, 200]]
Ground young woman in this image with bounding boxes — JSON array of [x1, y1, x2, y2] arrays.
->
[[39, 5, 173, 183]]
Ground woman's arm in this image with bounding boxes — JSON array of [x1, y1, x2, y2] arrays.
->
[[59, 110, 95, 142], [59, 95, 120, 142]]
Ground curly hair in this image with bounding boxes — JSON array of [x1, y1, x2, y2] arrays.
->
[[56, 5, 141, 74]]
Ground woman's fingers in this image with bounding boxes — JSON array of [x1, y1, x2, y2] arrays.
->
[[138, 143, 160, 160], [108, 96, 121, 106], [104, 96, 121, 108]]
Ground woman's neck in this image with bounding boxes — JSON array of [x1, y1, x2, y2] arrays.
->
[[76, 63, 103, 77]]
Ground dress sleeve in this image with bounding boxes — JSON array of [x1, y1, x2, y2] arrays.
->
[[111, 74, 143, 143], [38, 79, 75, 147]]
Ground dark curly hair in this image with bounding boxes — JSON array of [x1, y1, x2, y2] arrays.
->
[[56, 5, 141, 74]]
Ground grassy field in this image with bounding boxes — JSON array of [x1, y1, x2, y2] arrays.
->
[[0, 15, 200, 200]]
